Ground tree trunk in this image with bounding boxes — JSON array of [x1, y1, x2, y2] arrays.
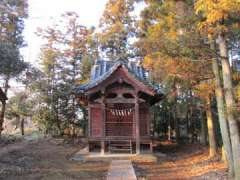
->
[[172, 80, 180, 144], [222, 146, 227, 163], [20, 118, 24, 136], [173, 104, 180, 144], [168, 124, 171, 141], [200, 109, 207, 145], [0, 76, 9, 136], [218, 34, 240, 179], [168, 111, 171, 141], [15, 116, 20, 130], [206, 96, 217, 157], [0, 101, 6, 136], [209, 37, 234, 176], [174, 117, 180, 144]]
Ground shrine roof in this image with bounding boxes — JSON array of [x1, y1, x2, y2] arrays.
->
[[75, 60, 163, 95]]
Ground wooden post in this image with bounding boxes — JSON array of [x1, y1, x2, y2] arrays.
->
[[102, 103, 106, 138], [101, 92, 106, 154], [135, 94, 140, 154], [147, 105, 150, 136], [87, 104, 91, 153], [101, 140, 105, 155], [150, 141, 153, 153], [88, 105, 91, 137], [86, 141, 90, 152]]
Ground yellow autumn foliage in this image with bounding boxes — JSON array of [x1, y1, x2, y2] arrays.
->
[[195, 0, 240, 34], [140, 0, 214, 99], [194, 81, 215, 100], [143, 55, 154, 70], [236, 85, 240, 101]]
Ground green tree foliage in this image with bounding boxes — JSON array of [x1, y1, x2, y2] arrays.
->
[[0, 43, 27, 78], [6, 91, 33, 135], [0, 0, 28, 135], [0, 0, 28, 80], [34, 12, 95, 135], [0, 0, 28, 46], [98, 0, 136, 60]]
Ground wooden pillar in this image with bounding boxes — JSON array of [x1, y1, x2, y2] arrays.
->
[[88, 105, 91, 137], [101, 140, 105, 155], [102, 101, 106, 138], [147, 105, 150, 136], [101, 93, 106, 154], [87, 103, 91, 153], [86, 141, 90, 152], [150, 141, 153, 153], [135, 95, 140, 154]]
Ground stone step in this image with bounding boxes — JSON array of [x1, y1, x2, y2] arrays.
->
[[107, 160, 137, 180]]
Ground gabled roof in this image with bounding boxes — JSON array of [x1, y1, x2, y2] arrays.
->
[[75, 60, 163, 95], [0, 88, 7, 103]]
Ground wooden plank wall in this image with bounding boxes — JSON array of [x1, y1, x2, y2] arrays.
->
[[139, 104, 149, 136], [91, 106, 102, 137]]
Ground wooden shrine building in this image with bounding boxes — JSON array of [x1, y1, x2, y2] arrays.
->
[[75, 60, 164, 154]]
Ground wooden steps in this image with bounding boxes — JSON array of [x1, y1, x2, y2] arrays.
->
[[108, 140, 133, 154]]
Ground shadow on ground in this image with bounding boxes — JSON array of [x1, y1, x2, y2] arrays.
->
[[133, 141, 228, 180], [0, 137, 228, 180]]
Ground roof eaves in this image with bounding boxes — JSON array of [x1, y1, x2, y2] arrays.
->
[[75, 60, 163, 95]]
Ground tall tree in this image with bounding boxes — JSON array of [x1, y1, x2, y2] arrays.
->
[[98, 0, 136, 60], [35, 12, 94, 134], [195, 1, 240, 178], [209, 36, 234, 176], [0, 0, 28, 136], [137, 0, 222, 155], [195, 82, 218, 157], [0, 0, 27, 46]]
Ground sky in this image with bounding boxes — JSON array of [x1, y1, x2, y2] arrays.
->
[[22, 0, 109, 65], [13, 0, 144, 95]]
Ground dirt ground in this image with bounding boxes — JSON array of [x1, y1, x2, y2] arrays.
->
[[0, 137, 228, 180], [0, 137, 109, 180], [134, 142, 229, 180]]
